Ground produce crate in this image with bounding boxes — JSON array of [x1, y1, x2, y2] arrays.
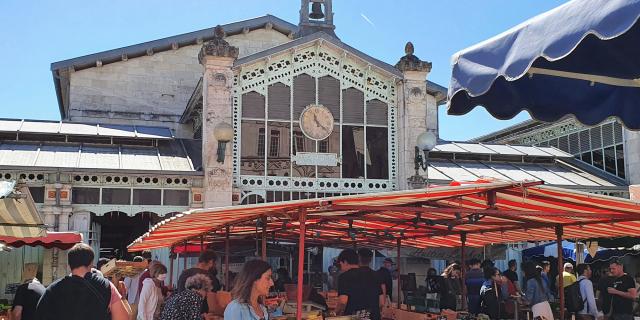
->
[[100, 259, 147, 277]]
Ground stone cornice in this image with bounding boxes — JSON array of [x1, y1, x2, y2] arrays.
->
[[198, 26, 239, 64], [395, 42, 432, 73]]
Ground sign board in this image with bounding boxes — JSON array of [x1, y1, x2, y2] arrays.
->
[[292, 152, 339, 166]]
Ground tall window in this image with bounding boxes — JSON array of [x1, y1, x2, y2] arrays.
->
[[257, 128, 266, 157], [293, 131, 305, 154], [269, 130, 280, 157], [319, 139, 329, 153]]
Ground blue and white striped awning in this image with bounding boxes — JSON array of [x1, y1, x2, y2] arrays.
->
[[0, 181, 45, 238], [448, 0, 640, 129]]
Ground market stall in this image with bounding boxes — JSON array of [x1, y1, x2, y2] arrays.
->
[[128, 180, 640, 319], [0, 180, 44, 238]]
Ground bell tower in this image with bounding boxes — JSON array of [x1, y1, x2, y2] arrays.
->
[[297, 0, 337, 38]]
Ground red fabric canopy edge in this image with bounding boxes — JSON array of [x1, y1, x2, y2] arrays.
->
[[0, 232, 83, 250]]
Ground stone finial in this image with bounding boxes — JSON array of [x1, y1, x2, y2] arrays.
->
[[198, 25, 239, 64], [395, 41, 432, 73]]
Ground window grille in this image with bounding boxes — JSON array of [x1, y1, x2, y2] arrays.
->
[[257, 128, 265, 157]]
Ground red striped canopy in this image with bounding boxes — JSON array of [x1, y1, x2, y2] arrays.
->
[[0, 231, 83, 250], [128, 180, 640, 252]]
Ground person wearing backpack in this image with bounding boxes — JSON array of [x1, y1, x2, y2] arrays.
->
[[575, 264, 603, 320], [35, 243, 130, 320]]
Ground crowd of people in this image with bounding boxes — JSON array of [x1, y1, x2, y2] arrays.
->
[[7, 242, 639, 320], [446, 258, 639, 320]]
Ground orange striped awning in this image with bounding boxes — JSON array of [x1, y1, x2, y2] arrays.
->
[[128, 180, 640, 252]]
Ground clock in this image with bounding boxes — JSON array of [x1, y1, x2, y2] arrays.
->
[[300, 104, 334, 140]]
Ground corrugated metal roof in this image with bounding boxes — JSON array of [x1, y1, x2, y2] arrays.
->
[[0, 141, 199, 173], [0, 119, 173, 139], [432, 141, 571, 158], [426, 160, 619, 187]]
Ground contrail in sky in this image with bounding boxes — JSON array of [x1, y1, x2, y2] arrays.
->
[[360, 13, 375, 27]]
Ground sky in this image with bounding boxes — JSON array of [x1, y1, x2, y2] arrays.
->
[[0, 0, 566, 141]]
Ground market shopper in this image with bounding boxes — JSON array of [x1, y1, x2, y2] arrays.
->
[[439, 263, 462, 311], [377, 258, 394, 301], [137, 262, 167, 320], [11, 263, 45, 320], [35, 243, 130, 320], [502, 259, 520, 292], [557, 262, 577, 289], [465, 258, 484, 314], [479, 267, 502, 319], [223, 259, 274, 320], [336, 248, 382, 320], [575, 264, 603, 320], [606, 260, 637, 320], [273, 267, 292, 292], [176, 250, 221, 313], [124, 255, 145, 319], [540, 261, 552, 293], [521, 262, 553, 320], [358, 249, 385, 309], [596, 269, 614, 315], [160, 274, 212, 320]]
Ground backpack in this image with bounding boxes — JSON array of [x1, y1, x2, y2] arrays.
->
[[564, 279, 584, 313]]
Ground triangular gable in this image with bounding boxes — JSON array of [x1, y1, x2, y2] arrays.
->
[[234, 32, 401, 105]]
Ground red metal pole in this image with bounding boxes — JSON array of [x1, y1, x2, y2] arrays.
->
[[183, 241, 188, 271], [556, 225, 564, 320], [169, 247, 175, 287], [460, 232, 467, 311], [262, 218, 267, 261], [397, 238, 401, 309], [225, 226, 230, 290], [296, 208, 307, 320]]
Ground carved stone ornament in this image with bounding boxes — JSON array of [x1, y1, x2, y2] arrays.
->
[[395, 41, 432, 72], [198, 25, 240, 64]]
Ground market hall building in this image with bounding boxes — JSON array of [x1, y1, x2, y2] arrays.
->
[[0, 0, 629, 292]]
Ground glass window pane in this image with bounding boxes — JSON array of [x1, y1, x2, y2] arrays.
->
[[342, 125, 365, 178], [267, 122, 290, 176], [592, 149, 604, 170], [163, 190, 189, 206], [616, 144, 625, 179], [292, 124, 315, 178], [72, 187, 100, 204], [102, 188, 131, 205], [604, 146, 616, 175], [241, 120, 265, 176], [317, 125, 340, 178], [28, 187, 45, 203], [366, 127, 388, 179], [581, 152, 592, 165], [132, 189, 161, 205]]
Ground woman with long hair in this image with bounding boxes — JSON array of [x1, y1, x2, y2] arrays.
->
[[137, 262, 167, 320], [521, 261, 553, 320], [439, 263, 462, 311], [224, 259, 274, 320]]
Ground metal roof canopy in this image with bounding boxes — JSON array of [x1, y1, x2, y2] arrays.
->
[[128, 180, 640, 252], [0, 119, 174, 140]]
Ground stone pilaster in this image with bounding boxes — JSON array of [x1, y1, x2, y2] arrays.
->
[[199, 26, 239, 208], [395, 42, 435, 190], [41, 183, 72, 285]]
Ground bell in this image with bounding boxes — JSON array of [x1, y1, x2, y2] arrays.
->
[[309, 2, 325, 19]]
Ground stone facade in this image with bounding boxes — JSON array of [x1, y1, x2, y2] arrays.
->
[[67, 29, 291, 137]]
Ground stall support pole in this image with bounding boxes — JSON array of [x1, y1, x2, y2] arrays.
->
[[556, 225, 565, 320], [296, 208, 307, 320], [183, 241, 188, 271], [460, 232, 467, 311], [169, 247, 175, 287], [225, 226, 230, 290], [397, 238, 401, 308], [261, 218, 267, 261], [200, 235, 204, 252]]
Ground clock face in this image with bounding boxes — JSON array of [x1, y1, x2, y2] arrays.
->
[[300, 104, 334, 141]]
